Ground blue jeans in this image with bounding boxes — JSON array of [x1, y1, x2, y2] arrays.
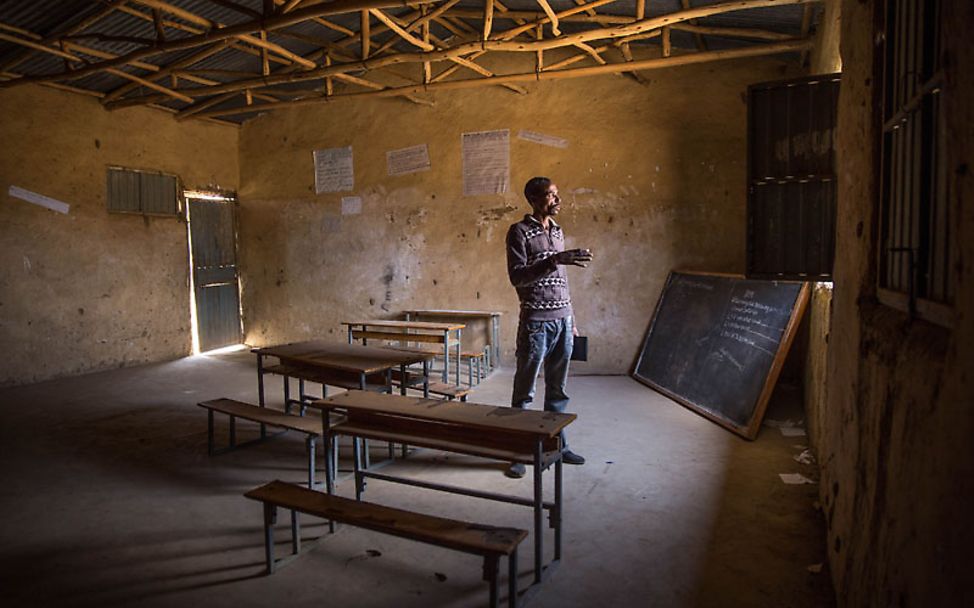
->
[[512, 316, 574, 447]]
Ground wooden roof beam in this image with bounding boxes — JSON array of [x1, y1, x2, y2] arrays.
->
[[132, 0, 316, 68], [0, 0, 127, 73], [681, 0, 708, 51], [0, 29, 193, 103], [536, 0, 562, 36], [101, 0, 823, 105], [0, 0, 437, 89], [102, 40, 233, 103], [194, 39, 813, 119]]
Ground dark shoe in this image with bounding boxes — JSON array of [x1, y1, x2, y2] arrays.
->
[[505, 463, 526, 478], [562, 450, 585, 465]]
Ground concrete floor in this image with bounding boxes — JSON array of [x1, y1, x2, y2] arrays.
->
[[0, 351, 833, 608]]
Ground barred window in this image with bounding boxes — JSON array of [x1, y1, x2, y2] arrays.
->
[[107, 166, 181, 217], [878, 0, 951, 325]]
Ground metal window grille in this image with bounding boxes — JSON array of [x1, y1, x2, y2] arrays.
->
[[746, 74, 840, 281], [107, 167, 180, 216], [878, 0, 951, 314]]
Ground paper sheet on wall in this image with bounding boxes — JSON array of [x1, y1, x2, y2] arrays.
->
[[8, 185, 70, 214], [313, 146, 354, 193], [462, 129, 509, 196], [341, 196, 362, 215], [387, 144, 431, 176], [517, 130, 569, 149]]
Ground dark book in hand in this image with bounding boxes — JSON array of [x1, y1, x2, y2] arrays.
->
[[571, 336, 588, 361]]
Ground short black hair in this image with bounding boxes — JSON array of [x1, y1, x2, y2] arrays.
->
[[524, 176, 551, 202]]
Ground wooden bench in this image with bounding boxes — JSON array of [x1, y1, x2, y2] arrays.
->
[[389, 368, 471, 401], [198, 398, 323, 488], [245, 480, 526, 608], [389, 345, 488, 386], [262, 363, 391, 413]]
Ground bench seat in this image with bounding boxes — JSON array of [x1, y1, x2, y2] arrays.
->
[[263, 363, 391, 393], [245, 480, 525, 607], [198, 398, 323, 488]]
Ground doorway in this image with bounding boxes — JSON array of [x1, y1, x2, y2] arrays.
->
[[185, 191, 243, 353]]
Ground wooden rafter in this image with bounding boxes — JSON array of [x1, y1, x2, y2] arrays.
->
[[0, 0, 126, 73], [535, 0, 562, 36], [98, 0, 820, 105], [681, 0, 708, 51], [0, 0, 438, 89], [191, 39, 813, 119], [0, 0, 823, 122], [0, 27, 194, 103], [132, 0, 316, 68]]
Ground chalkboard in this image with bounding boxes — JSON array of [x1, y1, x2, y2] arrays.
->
[[632, 271, 809, 439]]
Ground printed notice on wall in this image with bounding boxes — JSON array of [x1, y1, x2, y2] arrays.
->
[[387, 144, 431, 176], [462, 129, 509, 196], [8, 185, 70, 214], [341, 196, 362, 215], [313, 146, 354, 194], [517, 130, 569, 149]]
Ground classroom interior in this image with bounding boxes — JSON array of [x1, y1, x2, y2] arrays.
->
[[1, 1, 971, 606]]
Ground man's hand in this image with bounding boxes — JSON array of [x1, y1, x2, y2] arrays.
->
[[554, 248, 593, 267]]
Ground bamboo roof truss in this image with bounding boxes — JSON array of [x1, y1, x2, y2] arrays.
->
[[0, 0, 825, 124]]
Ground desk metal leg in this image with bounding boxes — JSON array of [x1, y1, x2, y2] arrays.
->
[[493, 315, 501, 367], [347, 325, 353, 344], [256, 353, 267, 439], [442, 330, 449, 384], [283, 376, 291, 414], [509, 549, 519, 608], [290, 509, 301, 555], [306, 435, 316, 489], [533, 442, 543, 584], [423, 360, 430, 398], [263, 503, 277, 574], [322, 414, 336, 533], [555, 457, 563, 560], [359, 372, 371, 469], [353, 437, 364, 501], [455, 328, 462, 386], [485, 556, 499, 608]]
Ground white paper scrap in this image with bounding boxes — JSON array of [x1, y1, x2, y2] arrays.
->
[[341, 196, 362, 215], [793, 449, 815, 465], [8, 185, 70, 214], [313, 146, 354, 194], [780, 427, 807, 437], [387, 144, 431, 176], [517, 130, 569, 149], [779, 473, 815, 485], [462, 129, 510, 196]]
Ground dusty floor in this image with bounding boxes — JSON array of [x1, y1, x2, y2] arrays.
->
[[0, 351, 833, 607]]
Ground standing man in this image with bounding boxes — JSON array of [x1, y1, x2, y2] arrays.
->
[[504, 176, 593, 479]]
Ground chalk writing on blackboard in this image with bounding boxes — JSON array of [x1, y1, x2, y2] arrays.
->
[[632, 271, 809, 439]]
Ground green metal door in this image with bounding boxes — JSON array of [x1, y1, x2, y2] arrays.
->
[[188, 198, 242, 352]]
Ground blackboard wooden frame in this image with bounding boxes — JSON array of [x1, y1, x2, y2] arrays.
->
[[632, 270, 810, 440]]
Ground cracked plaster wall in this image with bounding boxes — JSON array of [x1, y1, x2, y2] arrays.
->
[[0, 84, 239, 386], [811, 1, 974, 604], [238, 52, 799, 373]]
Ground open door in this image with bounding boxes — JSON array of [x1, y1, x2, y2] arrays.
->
[[187, 194, 242, 353]]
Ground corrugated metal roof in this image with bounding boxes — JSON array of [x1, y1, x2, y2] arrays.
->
[[0, 0, 818, 124]]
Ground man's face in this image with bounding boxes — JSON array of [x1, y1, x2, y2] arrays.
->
[[530, 184, 561, 217]]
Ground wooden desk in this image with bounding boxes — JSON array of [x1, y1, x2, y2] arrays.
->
[[311, 390, 575, 585], [342, 320, 465, 385], [253, 341, 436, 407], [404, 309, 503, 367]]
